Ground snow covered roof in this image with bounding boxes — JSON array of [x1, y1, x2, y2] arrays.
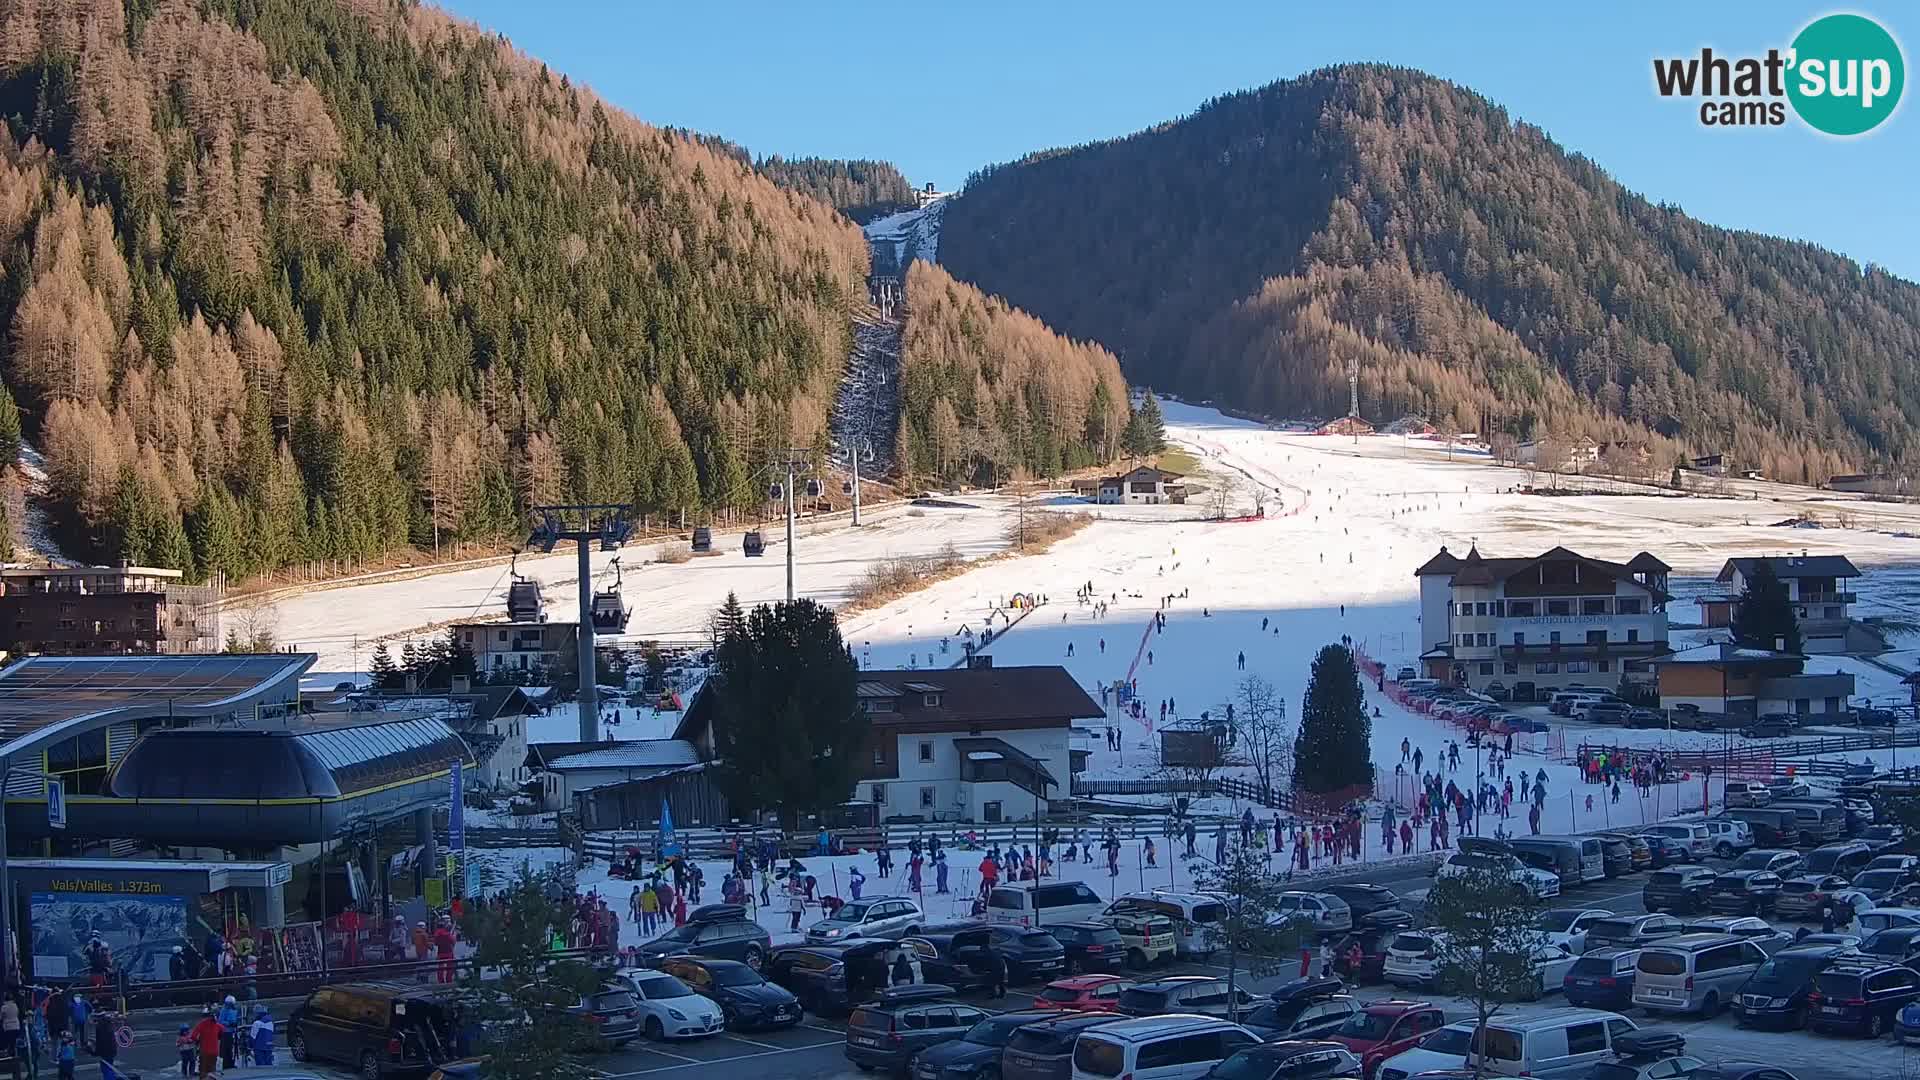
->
[[529, 739, 700, 772], [1651, 642, 1806, 665], [1716, 555, 1861, 582]]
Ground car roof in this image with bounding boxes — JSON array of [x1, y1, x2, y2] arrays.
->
[[1484, 1007, 1632, 1031], [1644, 933, 1740, 950], [1131, 976, 1219, 990], [1050, 974, 1129, 989], [1077, 1014, 1246, 1041], [1361, 999, 1435, 1015], [1023, 1012, 1128, 1032], [1053, 920, 1118, 930]]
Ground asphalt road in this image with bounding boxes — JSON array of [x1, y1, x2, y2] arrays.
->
[[101, 859, 1920, 1080]]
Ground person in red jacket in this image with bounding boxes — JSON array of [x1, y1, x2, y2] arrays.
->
[[977, 855, 998, 895], [432, 920, 456, 984], [188, 1010, 222, 1080]]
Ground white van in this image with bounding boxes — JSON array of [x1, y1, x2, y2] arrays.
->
[[989, 881, 1108, 927], [1070, 1015, 1260, 1080], [1632, 933, 1768, 1015], [1468, 1008, 1640, 1077], [1104, 891, 1230, 958]]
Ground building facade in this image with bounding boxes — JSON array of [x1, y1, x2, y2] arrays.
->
[[1416, 545, 1671, 694], [1649, 643, 1855, 719], [1700, 556, 1861, 654], [1096, 466, 1183, 505], [0, 565, 220, 655], [454, 620, 579, 673]]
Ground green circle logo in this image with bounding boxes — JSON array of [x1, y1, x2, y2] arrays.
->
[[1787, 13, 1905, 135]]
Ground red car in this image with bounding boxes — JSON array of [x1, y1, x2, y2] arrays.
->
[[1329, 1000, 1445, 1078], [1031, 974, 1134, 1012]]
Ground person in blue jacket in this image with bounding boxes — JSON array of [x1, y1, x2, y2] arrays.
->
[[215, 996, 241, 1070], [248, 1007, 275, 1067]]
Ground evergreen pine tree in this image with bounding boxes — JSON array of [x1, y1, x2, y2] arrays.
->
[[0, 381, 20, 468], [370, 642, 400, 690], [1137, 391, 1167, 454], [400, 639, 419, 684], [1731, 559, 1802, 654], [1294, 643, 1373, 793], [1121, 407, 1148, 458], [709, 590, 746, 648]]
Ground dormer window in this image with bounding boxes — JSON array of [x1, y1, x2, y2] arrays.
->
[[924, 693, 941, 707]]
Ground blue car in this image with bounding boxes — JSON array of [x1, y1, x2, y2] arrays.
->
[[1562, 947, 1638, 1009]]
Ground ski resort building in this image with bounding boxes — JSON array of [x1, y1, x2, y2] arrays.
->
[[452, 619, 579, 674], [1095, 466, 1184, 505], [0, 564, 221, 655], [1647, 642, 1855, 719], [1415, 545, 1671, 695], [1697, 556, 1867, 655]]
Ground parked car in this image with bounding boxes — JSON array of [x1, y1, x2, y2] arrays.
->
[[1033, 975, 1135, 1013], [1594, 835, 1635, 877], [1859, 824, 1907, 855], [287, 982, 457, 1079], [1729, 849, 1802, 876], [1859, 927, 1920, 964], [1322, 885, 1402, 921], [1675, 916, 1794, 954], [1645, 865, 1718, 914], [1705, 870, 1784, 916], [1639, 823, 1712, 860], [1561, 947, 1641, 1011], [1382, 931, 1447, 988], [1773, 874, 1855, 921], [1241, 992, 1362, 1044], [1584, 702, 1634, 725], [1274, 892, 1354, 934], [1638, 834, 1687, 869], [1326, 1000, 1446, 1080], [1206, 1042, 1363, 1080], [1585, 1030, 1703, 1080], [1329, 924, 1405, 984], [1068, 1015, 1261, 1080], [1625, 709, 1667, 730], [987, 924, 1071, 983], [1845, 866, 1914, 904], [610, 968, 724, 1041], [1633, 934, 1769, 1015], [1867, 853, 1920, 880], [1858, 908, 1920, 935], [912, 1009, 1057, 1080], [1434, 845, 1560, 899], [990, 881, 1109, 929], [1102, 911, 1178, 968], [807, 896, 925, 943], [1853, 706, 1899, 728], [1584, 914, 1684, 952], [1701, 819, 1755, 858], [1605, 833, 1655, 872], [1679, 1066, 1803, 1080], [1538, 909, 1614, 955], [1370, 1022, 1480, 1080], [1519, 943, 1581, 998], [1045, 921, 1130, 975], [1116, 976, 1257, 1019], [1806, 959, 1920, 1037], [765, 939, 895, 1014], [1742, 717, 1796, 739], [1725, 781, 1774, 808], [1001, 1013, 1124, 1080], [1803, 841, 1875, 878], [655, 957, 801, 1031], [843, 985, 985, 1075], [634, 903, 775, 969], [1766, 778, 1813, 800], [1732, 944, 1855, 1030]]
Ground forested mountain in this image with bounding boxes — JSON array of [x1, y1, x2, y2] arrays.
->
[[753, 157, 916, 223], [0, 0, 868, 579], [896, 261, 1128, 487], [941, 64, 1920, 481]]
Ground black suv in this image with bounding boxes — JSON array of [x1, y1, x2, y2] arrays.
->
[[1043, 921, 1128, 974], [1807, 960, 1920, 1037], [1002, 1013, 1125, 1080], [288, 982, 458, 1080], [843, 986, 989, 1075], [912, 1009, 1056, 1080], [1733, 944, 1853, 1030], [1643, 867, 1716, 914], [634, 903, 774, 969], [1322, 884, 1402, 920], [766, 938, 896, 1013], [657, 956, 802, 1030], [1706, 870, 1783, 916]]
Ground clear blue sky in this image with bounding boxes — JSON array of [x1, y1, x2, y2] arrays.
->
[[440, 1, 1916, 281]]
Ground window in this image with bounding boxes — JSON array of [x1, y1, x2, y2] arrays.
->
[[1477, 633, 1492, 647], [1564, 1022, 1608, 1056], [1504, 662, 1519, 675], [919, 786, 936, 808], [1534, 662, 1560, 674], [1550, 631, 1562, 644], [870, 785, 885, 803], [918, 741, 934, 763], [497, 630, 508, 642], [1582, 598, 1609, 615], [1457, 602, 1471, 616], [1491, 601, 1505, 617], [1597, 660, 1611, 673], [1513, 632, 1525, 645], [924, 693, 942, 707], [872, 746, 885, 765], [1479, 663, 1495, 676], [1547, 599, 1572, 616], [1627, 629, 1639, 643], [1566, 661, 1590, 674], [1587, 629, 1607, 645], [1458, 634, 1470, 647], [1476, 602, 1489, 616], [1508, 600, 1535, 617], [1617, 597, 1643, 615]]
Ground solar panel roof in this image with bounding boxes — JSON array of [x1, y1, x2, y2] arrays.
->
[[0, 653, 312, 754]]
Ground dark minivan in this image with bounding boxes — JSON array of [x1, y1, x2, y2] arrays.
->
[[288, 982, 457, 1080], [1723, 808, 1801, 849], [1001, 1013, 1126, 1080], [1561, 947, 1640, 1011], [1733, 945, 1854, 1030], [1807, 960, 1920, 1037], [912, 1010, 1057, 1080]]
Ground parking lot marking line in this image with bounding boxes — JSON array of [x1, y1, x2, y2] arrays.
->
[[601, 1042, 841, 1077], [629, 1044, 703, 1063], [717, 1033, 786, 1050], [802, 1023, 847, 1035]]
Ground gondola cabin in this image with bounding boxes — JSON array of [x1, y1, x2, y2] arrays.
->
[[743, 530, 765, 557], [505, 575, 544, 622], [691, 527, 713, 554], [590, 588, 628, 634]]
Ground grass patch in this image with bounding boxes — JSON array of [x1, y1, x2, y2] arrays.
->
[[1006, 510, 1090, 550], [1156, 447, 1201, 476], [655, 541, 692, 564], [844, 543, 967, 612]]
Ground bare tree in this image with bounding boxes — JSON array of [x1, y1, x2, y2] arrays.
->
[[223, 599, 280, 652], [1206, 476, 1240, 521], [1486, 432, 1517, 466], [1155, 725, 1232, 794], [1233, 675, 1293, 799]]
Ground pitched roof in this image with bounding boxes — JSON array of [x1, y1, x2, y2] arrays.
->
[[1438, 545, 1671, 597], [1650, 642, 1806, 666], [853, 665, 1102, 725], [526, 739, 701, 772], [1414, 546, 1462, 577], [1716, 556, 1861, 582]]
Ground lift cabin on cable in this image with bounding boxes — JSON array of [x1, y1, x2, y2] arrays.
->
[[590, 557, 630, 635], [505, 552, 545, 622], [742, 530, 765, 557]]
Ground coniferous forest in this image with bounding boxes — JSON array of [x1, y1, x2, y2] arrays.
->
[[0, 0, 870, 578], [940, 64, 1920, 482]]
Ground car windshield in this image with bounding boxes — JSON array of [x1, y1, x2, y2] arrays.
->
[[1587, 919, 1640, 939], [1855, 870, 1903, 890], [965, 1017, 1027, 1047], [1039, 986, 1083, 1002], [651, 924, 699, 944], [1537, 910, 1584, 933], [1805, 851, 1844, 873], [1750, 953, 1824, 988], [712, 966, 763, 987], [834, 903, 871, 922], [1417, 1027, 1475, 1055], [1335, 1012, 1396, 1040], [635, 976, 694, 1000]]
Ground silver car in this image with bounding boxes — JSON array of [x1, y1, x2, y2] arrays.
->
[[1273, 891, 1353, 933], [804, 896, 924, 942]]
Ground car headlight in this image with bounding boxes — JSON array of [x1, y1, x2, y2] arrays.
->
[[824, 928, 840, 937], [1768, 997, 1790, 1008], [668, 1009, 688, 1021]]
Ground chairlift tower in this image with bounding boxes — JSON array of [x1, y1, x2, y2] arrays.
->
[[526, 504, 635, 742], [769, 449, 818, 602], [841, 436, 875, 527]]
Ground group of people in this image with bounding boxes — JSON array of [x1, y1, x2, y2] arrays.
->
[[181, 996, 276, 1079]]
